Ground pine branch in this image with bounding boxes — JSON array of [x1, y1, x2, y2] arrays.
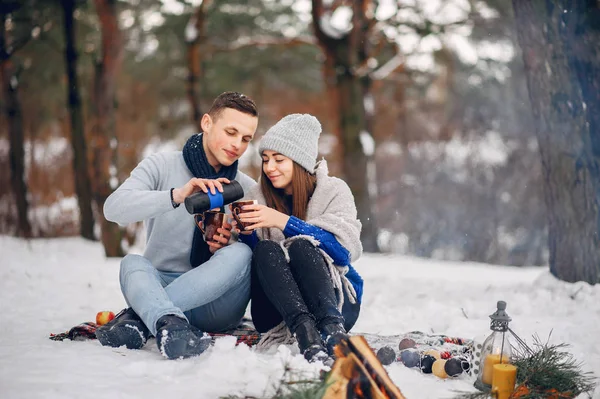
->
[[451, 391, 491, 399], [221, 363, 327, 399], [511, 335, 596, 398], [453, 334, 596, 399]]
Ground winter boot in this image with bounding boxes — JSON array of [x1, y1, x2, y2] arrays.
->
[[320, 323, 348, 357], [294, 319, 331, 365], [155, 315, 211, 360], [95, 308, 150, 350]]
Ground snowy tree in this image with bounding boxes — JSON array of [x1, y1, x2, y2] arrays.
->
[[91, 0, 124, 256], [0, 0, 32, 238], [61, 0, 95, 240], [513, 0, 600, 284]]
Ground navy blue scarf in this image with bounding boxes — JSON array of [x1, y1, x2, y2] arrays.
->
[[183, 133, 238, 267]]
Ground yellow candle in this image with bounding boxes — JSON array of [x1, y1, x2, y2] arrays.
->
[[482, 354, 510, 385], [491, 364, 517, 399]]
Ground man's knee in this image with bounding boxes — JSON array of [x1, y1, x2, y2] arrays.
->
[[220, 241, 252, 258], [218, 242, 253, 276], [119, 254, 152, 281]]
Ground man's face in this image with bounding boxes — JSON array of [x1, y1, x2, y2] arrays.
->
[[201, 108, 258, 169]]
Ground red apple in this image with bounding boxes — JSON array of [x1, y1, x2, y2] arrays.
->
[[96, 311, 115, 326]]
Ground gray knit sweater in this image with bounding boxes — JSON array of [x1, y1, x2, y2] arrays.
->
[[245, 159, 363, 263], [104, 151, 256, 273]]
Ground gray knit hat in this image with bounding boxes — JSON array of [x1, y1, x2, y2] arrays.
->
[[258, 114, 321, 173]]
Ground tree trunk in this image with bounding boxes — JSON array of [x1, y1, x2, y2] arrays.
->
[[320, 48, 344, 177], [0, 11, 32, 238], [186, 2, 208, 132], [311, 0, 380, 252], [92, 0, 124, 257], [513, 0, 600, 284], [62, 0, 95, 240]]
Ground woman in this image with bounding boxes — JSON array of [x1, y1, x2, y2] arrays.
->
[[236, 114, 364, 363]]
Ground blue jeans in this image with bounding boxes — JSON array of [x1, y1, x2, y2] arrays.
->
[[119, 242, 252, 336]]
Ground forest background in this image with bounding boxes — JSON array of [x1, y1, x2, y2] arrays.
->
[[1, 0, 598, 285]]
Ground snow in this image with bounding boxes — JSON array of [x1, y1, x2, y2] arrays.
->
[[238, 141, 261, 170], [375, 0, 399, 21], [23, 137, 71, 170], [161, 0, 185, 15], [329, 5, 353, 33], [142, 137, 179, 159], [474, 1, 499, 19], [29, 197, 79, 229], [1, 236, 599, 399], [408, 132, 510, 168], [184, 16, 198, 42], [359, 130, 375, 156], [319, 8, 352, 40]]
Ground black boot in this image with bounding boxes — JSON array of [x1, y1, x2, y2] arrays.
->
[[95, 308, 150, 350], [155, 315, 211, 360], [294, 320, 330, 364], [320, 323, 348, 357]]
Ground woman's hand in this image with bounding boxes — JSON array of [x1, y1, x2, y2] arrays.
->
[[206, 219, 233, 254], [237, 204, 290, 231], [230, 219, 254, 235]]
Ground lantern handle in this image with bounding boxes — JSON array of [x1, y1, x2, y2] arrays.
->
[[508, 327, 535, 355]]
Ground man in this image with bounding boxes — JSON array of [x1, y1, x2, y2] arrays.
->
[[97, 92, 259, 360]]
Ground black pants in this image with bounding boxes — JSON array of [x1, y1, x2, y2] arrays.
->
[[250, 238, 360, 334]]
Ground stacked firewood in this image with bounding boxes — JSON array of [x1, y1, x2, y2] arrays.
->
[[324, 336, 406, 399]]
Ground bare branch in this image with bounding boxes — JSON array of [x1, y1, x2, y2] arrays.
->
[[370, 53, 405, 80], [210, 35, 316, 53]]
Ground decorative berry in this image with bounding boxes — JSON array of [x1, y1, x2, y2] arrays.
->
[[420, 354, 436, 374], [444, 357, 464, 377], [398, 338, 416, 351], [399, 349, 421, 368], [440, 351, 452, 359], [377, 346, 396, 366], [432, 359, 448, 379]]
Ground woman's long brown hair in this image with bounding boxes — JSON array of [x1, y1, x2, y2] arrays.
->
[[260, 161, 317, 222]]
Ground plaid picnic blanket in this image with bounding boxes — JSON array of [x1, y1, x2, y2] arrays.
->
[[49, 317, 262, 347]]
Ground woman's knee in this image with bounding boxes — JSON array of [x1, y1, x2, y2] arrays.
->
[[288, 238, 319, 257], [254, 239, 282, 256], [252, 240, 287, 274], [287, 239, 325, 271], [253, 240, 284, 262]]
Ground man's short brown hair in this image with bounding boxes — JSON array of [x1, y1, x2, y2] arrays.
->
[[208, 91, 258, 121]]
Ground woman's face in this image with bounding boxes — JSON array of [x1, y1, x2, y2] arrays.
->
[[262, 150, 294, 194]]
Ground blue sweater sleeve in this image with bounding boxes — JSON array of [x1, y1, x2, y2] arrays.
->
[[238, 231, 259, 250], [283, 216, 351, 265], [345, 265, 364, 302]]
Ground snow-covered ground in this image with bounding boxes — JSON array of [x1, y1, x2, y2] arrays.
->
[[1, 236, 598, 399]]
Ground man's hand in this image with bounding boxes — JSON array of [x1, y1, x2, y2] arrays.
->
[[172, 177, 231, 204], [237, 204, 290, 232], [206, 219, 233, 254]]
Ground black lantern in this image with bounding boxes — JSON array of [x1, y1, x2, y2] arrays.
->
[[474, 301, 513, 391]]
